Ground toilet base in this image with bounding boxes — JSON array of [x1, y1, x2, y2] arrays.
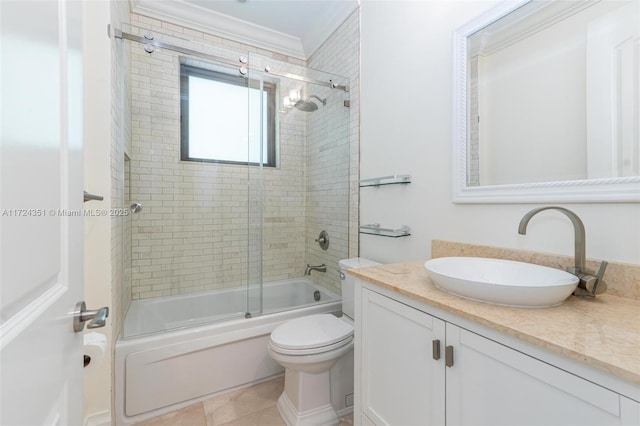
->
[[275, 368, 339, 426], [276, 391, 338, 426]]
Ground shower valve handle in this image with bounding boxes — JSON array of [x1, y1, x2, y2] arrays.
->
[[315, 231, 329, 250]]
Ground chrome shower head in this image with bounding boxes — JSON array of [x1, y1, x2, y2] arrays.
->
[[294, 95, 326, 112], [294, 99, 319, 112]]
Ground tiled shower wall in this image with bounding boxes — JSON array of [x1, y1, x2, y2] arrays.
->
[[251, 60, 310, 285], [307, 10, 361, 294]]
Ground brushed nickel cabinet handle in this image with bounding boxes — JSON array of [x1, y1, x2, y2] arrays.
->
[[432, 339, 441, 360], [445, 345, 454, 367]]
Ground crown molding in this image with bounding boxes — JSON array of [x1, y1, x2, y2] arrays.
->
[[130, 0, 307, 59]]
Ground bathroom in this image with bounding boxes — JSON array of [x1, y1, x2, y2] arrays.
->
[[1, 0, 638, 425]]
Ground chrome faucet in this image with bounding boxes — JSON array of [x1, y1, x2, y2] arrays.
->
[[305, 264, 326, 276], [518, 206, 607, 297]]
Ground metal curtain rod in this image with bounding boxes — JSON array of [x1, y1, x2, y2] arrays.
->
[[110, 26, 349, 92]]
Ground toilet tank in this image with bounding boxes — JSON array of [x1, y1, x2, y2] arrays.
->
[[338, 258, 381, 320]]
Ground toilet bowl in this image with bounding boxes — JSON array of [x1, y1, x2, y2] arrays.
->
[[268, 314, 354, 425], [268, 258, 380, 426], [268, 313, 354, 372]]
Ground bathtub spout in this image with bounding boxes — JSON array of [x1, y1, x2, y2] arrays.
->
[[305, 264, 326, 276]]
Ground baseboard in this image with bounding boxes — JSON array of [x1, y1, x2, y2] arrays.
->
[[84, 410, 111, 426], [336, 405, 354, 418]]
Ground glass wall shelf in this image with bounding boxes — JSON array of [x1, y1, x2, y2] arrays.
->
[[359, 174, 411, 187], [359, 224, 411, 238]]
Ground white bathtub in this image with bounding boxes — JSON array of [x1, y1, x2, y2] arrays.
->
[[115, 278, 341, 425]]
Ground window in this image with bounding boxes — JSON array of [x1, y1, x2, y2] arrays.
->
[[180, 64, 276, 166]]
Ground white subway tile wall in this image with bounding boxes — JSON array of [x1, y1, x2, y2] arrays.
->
[[307, 10, 360, 294], [124, 11, 359, 300]]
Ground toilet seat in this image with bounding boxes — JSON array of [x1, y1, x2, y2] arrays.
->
[[269, 335, 353, 356], [270, 314, 353, 355]]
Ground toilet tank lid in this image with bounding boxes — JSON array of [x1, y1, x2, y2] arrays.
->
[[338, 257, 381, 270]]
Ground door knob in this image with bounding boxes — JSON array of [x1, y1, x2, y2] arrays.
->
[[73, 301, 109, 332]]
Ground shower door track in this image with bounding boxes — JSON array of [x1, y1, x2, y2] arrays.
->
[[110, 26, 349, 92]]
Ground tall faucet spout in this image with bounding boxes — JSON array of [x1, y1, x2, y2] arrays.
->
[[518, 206, 586, 274]]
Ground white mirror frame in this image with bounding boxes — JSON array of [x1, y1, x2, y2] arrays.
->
[[452, 0, 640, 204]]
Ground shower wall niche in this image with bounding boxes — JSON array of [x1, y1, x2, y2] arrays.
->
[[123, 14, 354, 304]]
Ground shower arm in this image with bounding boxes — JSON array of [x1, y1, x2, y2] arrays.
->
[[308, 95, 327, 105]]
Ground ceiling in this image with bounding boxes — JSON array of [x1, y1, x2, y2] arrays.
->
[[129, 0, 359, 60]]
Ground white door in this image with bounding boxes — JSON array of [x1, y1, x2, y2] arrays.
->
[[1, 1, 85, 424]]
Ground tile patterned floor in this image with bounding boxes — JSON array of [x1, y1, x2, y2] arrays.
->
[[134, 377, 354, 426]]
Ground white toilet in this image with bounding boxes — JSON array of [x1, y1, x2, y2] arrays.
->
[[268, 258, 380, 426]]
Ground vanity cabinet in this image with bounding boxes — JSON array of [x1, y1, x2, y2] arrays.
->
[[358, 286, 640, 426]]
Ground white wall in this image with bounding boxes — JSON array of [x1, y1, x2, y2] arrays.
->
[[83, 2, 114, 425], [83, 1, 131, 424], [359, 0, 640, 266]]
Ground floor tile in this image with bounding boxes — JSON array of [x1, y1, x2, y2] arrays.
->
[[134, 402, 207, 426], [203, 377, 284, 426], [218, 405, 286, 426], [133, 377, 354, 426], [338, 412, 354, 426]]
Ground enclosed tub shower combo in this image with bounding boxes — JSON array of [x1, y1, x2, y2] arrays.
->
[[111, 25, 353, 425]]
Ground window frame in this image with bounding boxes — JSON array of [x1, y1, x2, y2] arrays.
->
[[180, 64, 277, 167]]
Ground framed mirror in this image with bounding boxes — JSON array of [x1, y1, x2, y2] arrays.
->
[[452, 0, 640, 203]]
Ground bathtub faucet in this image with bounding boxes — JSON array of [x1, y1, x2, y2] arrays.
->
[[305, 264, 326, 276]]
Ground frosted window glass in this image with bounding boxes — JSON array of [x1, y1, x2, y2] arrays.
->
[[188, 76, 246, 161], [187, 75, 271, 165]]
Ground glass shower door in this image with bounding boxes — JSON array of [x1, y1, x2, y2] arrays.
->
[[247, 53, 352, 316], [246, 58, 269, 318], [121, 26, 261, 337]]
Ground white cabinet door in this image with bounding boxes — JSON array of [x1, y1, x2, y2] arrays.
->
[[361, 289, 445, 426], [446, 323, 640, 425]]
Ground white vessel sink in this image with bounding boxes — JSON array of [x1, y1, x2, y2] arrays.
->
[[424, 257, 579, 308]]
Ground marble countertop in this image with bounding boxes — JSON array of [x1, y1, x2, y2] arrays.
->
[[350, 260, 640, 385]]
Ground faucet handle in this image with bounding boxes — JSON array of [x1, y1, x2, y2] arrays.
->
[[590, 261, 608, 295], [575, 261, 608, 297]]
